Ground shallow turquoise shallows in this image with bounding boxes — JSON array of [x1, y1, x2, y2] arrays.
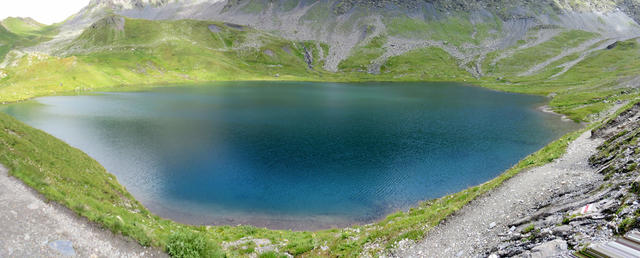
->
[[1, 82, 581, 230]]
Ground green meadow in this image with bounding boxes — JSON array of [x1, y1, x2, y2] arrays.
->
[[1, 15, 639, 257]]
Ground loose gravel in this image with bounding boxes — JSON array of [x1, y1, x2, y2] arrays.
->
[[392, 130, 603, 257], [0, 165, 167, 257]]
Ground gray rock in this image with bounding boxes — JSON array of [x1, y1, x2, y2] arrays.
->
[[48, 240, 76, 256], [208, 24, 221, 33], [490, 222, 497, 229], [539, 228, 553, 237], [553, 225, 572, 236], [528, 239, 568, 258]]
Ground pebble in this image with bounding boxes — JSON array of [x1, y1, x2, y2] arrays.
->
[[27, 202, 39, 210]]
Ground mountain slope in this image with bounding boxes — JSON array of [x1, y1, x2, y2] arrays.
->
[[0, 16, 331, 102], [2, 1, 640, 257], [11, 0, 640, 74], [2, 0, 640, 117], [1, 17, 47, 35], [0, 17, 59, 62], [0, 24, 20, 60], [57, 0, 640, 73]]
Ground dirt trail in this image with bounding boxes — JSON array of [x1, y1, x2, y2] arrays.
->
[[0, 165, 167, 257], [392, 130, 602, 257]]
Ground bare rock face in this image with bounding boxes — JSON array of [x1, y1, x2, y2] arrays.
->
[[90, 15, 126, 32], [526, 239, 568, 258], [591, 103, 640, 139], [618, 0, 640, 23]]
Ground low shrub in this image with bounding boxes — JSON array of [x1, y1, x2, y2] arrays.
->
[[166, 230, 223, 258]]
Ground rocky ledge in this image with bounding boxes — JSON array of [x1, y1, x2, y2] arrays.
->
[[488, 102, 640, 257]]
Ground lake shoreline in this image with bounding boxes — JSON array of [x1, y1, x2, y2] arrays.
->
[[394, 102, 640, 257], [1, 82, 581, 231], [392, 128, 603, 257], [0, 81, 598, 257]]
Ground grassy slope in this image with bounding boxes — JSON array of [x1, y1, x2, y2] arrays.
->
[[0, 17, 59, 60], [480, 39, 640, 122], [2, 17, 46, 35], [378, 47, 474, 81], [338, 34, 387, 72], [1, 14, 640, 257], [0, 17, 328, 102], [384, 14, 503, 46], [0, 25, 20, 60], [483, 29, 598, 76]]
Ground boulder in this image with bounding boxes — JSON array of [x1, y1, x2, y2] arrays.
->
[[526, 239, 568, 258], [553, 225, 572, 236], [572, 203, 598, 216]]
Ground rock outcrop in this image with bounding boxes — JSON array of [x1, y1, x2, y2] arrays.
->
[[487, 103, 640, 257]]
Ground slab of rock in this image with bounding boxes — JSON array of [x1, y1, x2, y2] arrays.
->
[[527, 239, 568, 258], [553, 225, 572, 236]]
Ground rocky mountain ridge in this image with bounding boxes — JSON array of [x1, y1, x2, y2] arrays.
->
[[16, 0, 639, 74]]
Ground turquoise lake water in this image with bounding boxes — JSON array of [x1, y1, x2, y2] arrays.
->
[[0, 82, 581, 230]]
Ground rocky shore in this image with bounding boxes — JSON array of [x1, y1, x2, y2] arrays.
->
[[494, 102, 640, 257], [393, 102, 640, 257]]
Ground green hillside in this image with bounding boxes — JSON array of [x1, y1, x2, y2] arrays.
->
[[480, 39, 640, 122], [0, 17, 59, 61], [1, 17, 47, 35], [1, 2, 640, 256], [0, 25, 20, 60], [0, 16, 330, 102]]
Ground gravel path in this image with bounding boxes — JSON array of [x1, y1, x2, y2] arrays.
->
[[0, 165, 167, 257], [392, 130, 603, 257]]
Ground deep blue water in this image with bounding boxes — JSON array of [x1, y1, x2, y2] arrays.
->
[[0, 82, 580, 230]]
